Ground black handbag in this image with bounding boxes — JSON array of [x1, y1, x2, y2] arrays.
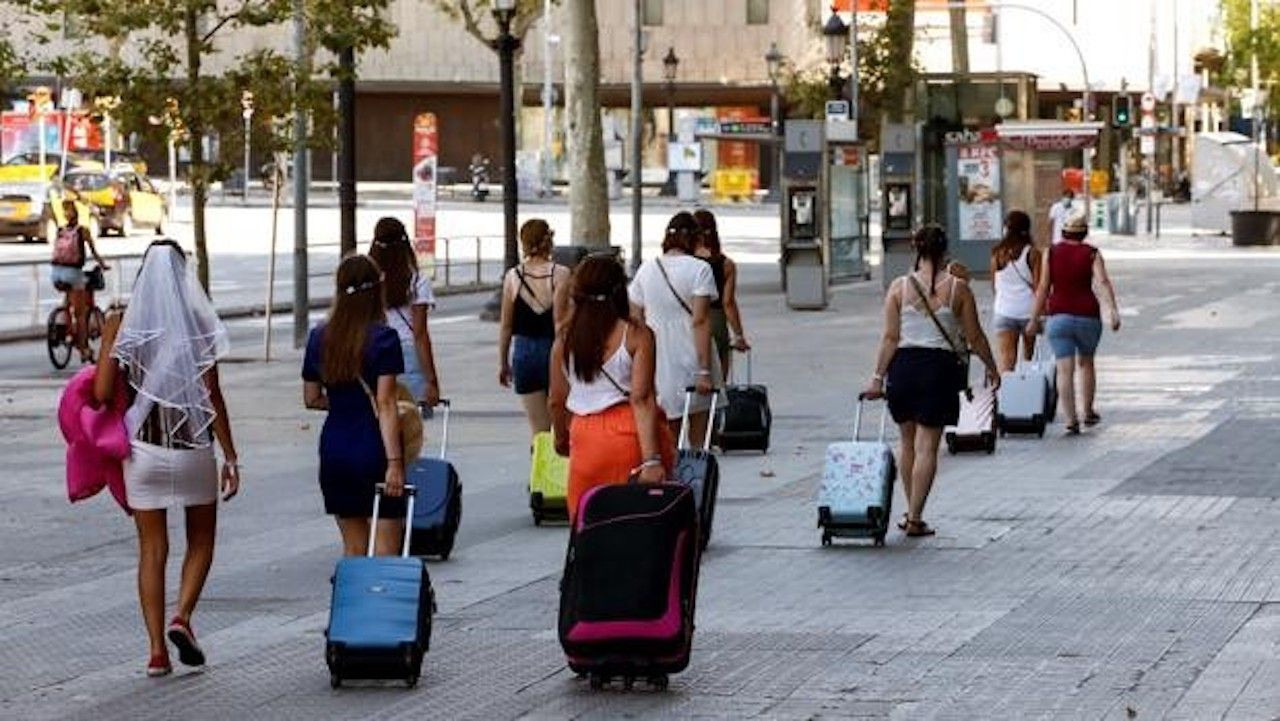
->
[[907, 275, 970, 395]]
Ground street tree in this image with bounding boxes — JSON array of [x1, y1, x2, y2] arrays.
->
[[1219, 0, 1280, 120], [563, 0, 608, 247]]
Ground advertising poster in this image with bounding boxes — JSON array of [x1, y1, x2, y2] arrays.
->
[[956, 143, 1001, 241], [411, 113, 438, 274]]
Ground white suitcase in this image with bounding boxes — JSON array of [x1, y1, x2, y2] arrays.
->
[[945, 383, 997, 455], [1022, 338, 1058, 422], [816, 398, 896, 547], [996, 361, 1050, 437]]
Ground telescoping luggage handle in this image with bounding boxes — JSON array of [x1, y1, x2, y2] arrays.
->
[[679, 385, 720, 452], [425, 399, 451, 460], [853, 394, 889, 444], [732, 347, 753, 386], [370, 483, 418, 558]]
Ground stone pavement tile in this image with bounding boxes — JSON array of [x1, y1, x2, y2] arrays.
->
[[1167, 605, 1280, 721]]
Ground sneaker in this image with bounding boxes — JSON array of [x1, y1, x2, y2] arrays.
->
[[167, 617, 206, 667], [147, 652, 172, 677]]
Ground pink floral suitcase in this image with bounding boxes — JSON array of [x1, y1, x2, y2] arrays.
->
[[816, 398, 896, 547]]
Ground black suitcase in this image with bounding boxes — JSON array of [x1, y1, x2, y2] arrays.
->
[[559, 480, 700, 691], [326, 485, 435, 688], [409, 401, 462, 560], [674, 388, 720, 551], [716, 349, 770, 453]]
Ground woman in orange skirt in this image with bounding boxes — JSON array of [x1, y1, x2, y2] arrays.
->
[[549, 256, 674, 523]]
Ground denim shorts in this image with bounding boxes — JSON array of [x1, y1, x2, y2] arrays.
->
[[50, 265, 86, 290], [992, 313, 1029, 334], [1046, 314, 1103, 358], [511, 335, 553, 394]]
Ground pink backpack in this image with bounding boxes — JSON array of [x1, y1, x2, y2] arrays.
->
[[51, 226, 83, 266]]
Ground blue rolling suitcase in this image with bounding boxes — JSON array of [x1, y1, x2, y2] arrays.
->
[[326, 485, 435, 688], [409, 400, 462, 560], [673, 388, 720, 552], [816, 397, 896, 547]]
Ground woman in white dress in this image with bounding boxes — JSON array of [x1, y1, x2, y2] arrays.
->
[[94, 240, 240, 677], [629, 211, 719, 447]]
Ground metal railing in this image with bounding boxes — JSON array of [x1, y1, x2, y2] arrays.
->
[[0, 235, 506, 335]]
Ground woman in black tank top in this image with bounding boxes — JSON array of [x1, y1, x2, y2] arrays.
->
[[693, 210, 750, 378], [499, 219, 570, 435]]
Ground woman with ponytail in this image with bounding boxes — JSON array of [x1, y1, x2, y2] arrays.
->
[[548, 256, 674, 523], [989, 210, 1040, 372], [862, 225, 999, 537]]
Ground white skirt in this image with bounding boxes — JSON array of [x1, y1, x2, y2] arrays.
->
[[124, 441, 218, 510]]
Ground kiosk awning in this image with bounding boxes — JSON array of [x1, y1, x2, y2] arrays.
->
[[995, 121, 1105, 151]]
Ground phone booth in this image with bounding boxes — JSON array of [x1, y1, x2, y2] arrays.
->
[[880, 122, 918, 289], [824, 127, 871, 282], [780, 120, 827, 309]]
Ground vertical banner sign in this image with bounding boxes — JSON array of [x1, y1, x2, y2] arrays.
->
[[956, 143, 1002, 241], [412, 113, 439, 276]]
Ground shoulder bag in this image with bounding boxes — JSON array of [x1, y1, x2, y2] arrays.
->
[[907, 275, 971, 397], [358, 376, 424, 463]]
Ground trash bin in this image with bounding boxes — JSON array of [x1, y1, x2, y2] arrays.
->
[[1230, 210, 1280, 246], [783, 243, 827, 310]]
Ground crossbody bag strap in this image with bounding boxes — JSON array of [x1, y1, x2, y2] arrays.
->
[[655, 258, 694, 316], [1011, 247, 1034, 290], [598, 367, 631, 398], [514, 266, 549, 314], [357, 376, 380, 420], [907, 275, 966, 359]]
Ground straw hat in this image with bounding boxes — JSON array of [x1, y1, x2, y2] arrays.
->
[[1062, 208, 1089, 235]]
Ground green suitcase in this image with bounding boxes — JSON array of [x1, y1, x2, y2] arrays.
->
[[529, 431, 569, 525]]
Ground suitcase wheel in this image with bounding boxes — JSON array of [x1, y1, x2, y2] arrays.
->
[[649, 674, 670, 691], [874, 533, 886, 547], [945, 437, 957, 455], [330, 673, 341, 689], [532, 510, 543, 527], [984, 433, 996, 454], [406, 673, 419, 688], [623, 676, 636, 692], [590, 673, 607, 690], [821, 532, 832, 547]]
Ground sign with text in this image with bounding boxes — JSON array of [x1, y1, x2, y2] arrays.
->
[[412, 113, 438, 272], [956, 143, 1002, 242]]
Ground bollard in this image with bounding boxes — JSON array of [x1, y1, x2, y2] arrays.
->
[[30, 264, 40, 327], [443, 237, 451, 288], [475, 237, 481, 286]]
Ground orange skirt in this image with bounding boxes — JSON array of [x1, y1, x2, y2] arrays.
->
[[567, 403, 675, 524]]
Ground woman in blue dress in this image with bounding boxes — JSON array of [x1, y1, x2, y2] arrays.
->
[[302, 254, 408, 556]]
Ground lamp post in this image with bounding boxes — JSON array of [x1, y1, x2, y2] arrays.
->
[[480, 0, 520, 321], [241, 90, 254, 202], [823, 11, 849, 101], [494, 0, 520, 274], [660, 46, 679, 197], [765, 42, 783, 202]]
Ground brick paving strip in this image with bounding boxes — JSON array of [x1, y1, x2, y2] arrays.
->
[[1, 238, 1279, 720]]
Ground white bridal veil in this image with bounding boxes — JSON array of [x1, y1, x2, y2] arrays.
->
[[113, 243, 230, 444]]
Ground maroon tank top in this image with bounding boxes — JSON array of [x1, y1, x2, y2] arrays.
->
[[1047, 242, 1100, 318]]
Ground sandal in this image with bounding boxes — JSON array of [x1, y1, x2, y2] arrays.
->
[[905, 519, 936, 537], [1084, 412, 1101, 427], [146, 651, 172, 677], [1065, 422, 1081, 436]]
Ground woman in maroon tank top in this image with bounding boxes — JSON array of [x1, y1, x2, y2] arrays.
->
[[1026, 211, 1120, 435]]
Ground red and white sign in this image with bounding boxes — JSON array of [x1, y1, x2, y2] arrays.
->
[[411, 113, 438, 273]]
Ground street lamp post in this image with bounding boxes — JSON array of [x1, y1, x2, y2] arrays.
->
[[660, 47, 679, 197], [823, 11, 849, 101], [765, 42, 783, 202], [493, 0, 520, 275], [241, 90, 254, 202]]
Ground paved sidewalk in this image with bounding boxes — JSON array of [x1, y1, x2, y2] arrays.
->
[[1, 237, 1280, 720]]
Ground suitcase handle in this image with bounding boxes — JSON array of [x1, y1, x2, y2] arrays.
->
[[428, 399, 451, 460], [852, 395, 889, 444], [732, 347, 753, 386], [370, 483, 418, 558], [679, 386, 721, 451]]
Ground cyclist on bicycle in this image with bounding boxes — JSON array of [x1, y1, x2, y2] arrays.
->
[[51, 200, 108, 363]]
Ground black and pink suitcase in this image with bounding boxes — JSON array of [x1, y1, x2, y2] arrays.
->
[[558, 480, 700, 691]]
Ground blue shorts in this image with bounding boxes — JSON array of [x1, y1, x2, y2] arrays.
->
[[1046, 314, 1102, 358], [511, 335, 553, 394], [51, 265, 86, 290], [992, 314, 1029, 334]]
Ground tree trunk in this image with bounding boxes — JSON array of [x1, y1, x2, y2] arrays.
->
[[948, 7, 969, 74], [185, 8, 211, 292], [881, 0, 916, 124], [564, 0, 609, 248]]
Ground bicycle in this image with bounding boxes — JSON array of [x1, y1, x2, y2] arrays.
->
[[47, 264, 107, 369]]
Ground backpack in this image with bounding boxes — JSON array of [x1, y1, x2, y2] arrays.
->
[[52, 226, 83, 267]]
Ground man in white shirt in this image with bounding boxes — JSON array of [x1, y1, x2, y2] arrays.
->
[[1048, 189, 1075, 244]]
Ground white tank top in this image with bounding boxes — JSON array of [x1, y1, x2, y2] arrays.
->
[[899, 275, 963, 351], [566, 327, 633, 415], [993, 246, 1035, 320]]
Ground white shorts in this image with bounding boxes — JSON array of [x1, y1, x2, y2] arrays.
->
[[124, 441, 218, 510]]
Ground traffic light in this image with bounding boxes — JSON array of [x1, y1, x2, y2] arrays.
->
[[1113, 94, 1132, 127]]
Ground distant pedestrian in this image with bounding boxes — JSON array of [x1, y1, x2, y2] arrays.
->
[[693, 209, 750, 379], [989, 210, 1041, 372], [368, 217, 441, 411], [1026, 210, 1121, 435], [50, 200, 108, 363], [548, 256, 674, 522], [499, 219, 571, 436], [629, 211, 718, 446], [302, 255, 410, 557], [863, 225, 999, 537], [1048, 189, 1075, 244], [92, 240, 240, 677]]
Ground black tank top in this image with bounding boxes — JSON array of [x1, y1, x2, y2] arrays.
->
[[707, 256, 726, 310], [512, 266, 556, 339]]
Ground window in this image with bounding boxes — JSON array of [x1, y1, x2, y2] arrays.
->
[[642, 0, 663, 26], [747, 0, 769, 25]]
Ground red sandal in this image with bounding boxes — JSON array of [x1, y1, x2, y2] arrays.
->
[[146, 651, 172, 677], [167, 617, 206, 667]]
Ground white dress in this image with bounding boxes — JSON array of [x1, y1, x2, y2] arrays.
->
[[629, 253, 720, 419]]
